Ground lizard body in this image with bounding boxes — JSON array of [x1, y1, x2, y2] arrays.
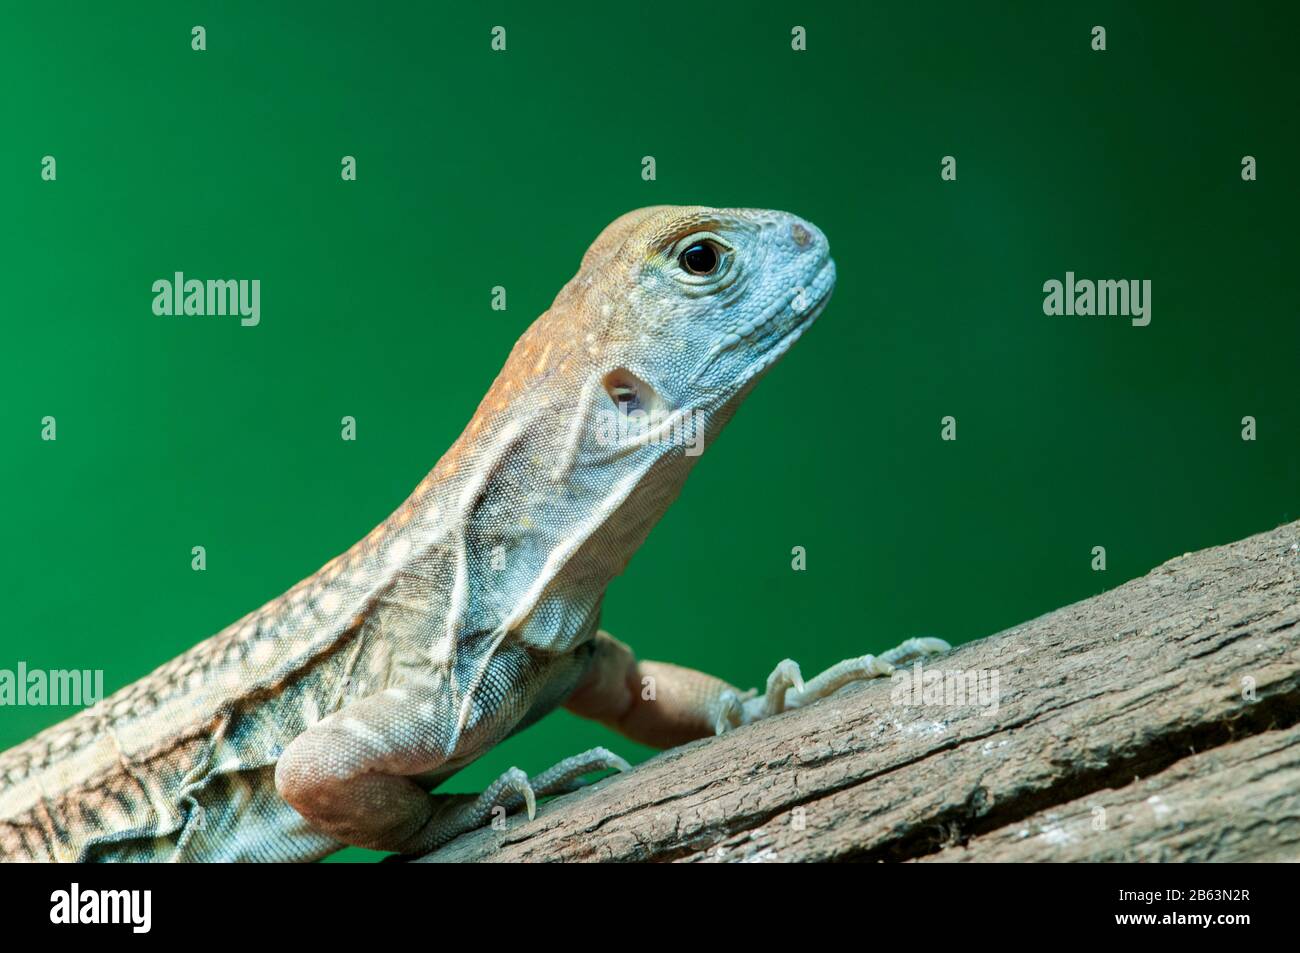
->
[[0, 206, 945, 861]]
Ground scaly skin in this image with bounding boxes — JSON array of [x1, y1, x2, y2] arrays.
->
[[0, 206, 947, 862]]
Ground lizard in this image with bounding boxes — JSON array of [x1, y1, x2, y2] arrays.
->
[[0, 205, 948, 862]]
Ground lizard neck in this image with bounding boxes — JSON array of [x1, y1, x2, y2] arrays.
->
[[356, 380, 720, 657]]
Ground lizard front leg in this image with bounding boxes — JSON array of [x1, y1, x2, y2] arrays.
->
[[275, 646, 627, 855], [274, 683, 464, 854], [564, 631, 950, 746]]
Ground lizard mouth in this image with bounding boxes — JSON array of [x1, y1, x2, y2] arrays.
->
[[685, 256, 836, 394], [731, 257, 836, 388], [689, 257, 837, 389]]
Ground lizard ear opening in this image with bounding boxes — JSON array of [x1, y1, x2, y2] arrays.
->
[[602, 368, 656, 414]]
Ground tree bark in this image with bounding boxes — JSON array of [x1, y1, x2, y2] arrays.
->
[[418, 520, 1300, 863]]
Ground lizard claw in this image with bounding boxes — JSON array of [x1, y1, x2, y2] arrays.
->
[[773, 658, 805, 696], [495, 767, 537, 820], [713, 689, 745, 735], [742, 658, 806, 720], [601, 749, 633, 774]]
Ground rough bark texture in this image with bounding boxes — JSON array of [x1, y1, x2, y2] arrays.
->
[[419, 521, 1300, 863]]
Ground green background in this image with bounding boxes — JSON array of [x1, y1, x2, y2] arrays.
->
[[1, 2, 1296, 861]]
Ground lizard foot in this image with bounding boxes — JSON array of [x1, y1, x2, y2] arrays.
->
[[475, 746, 630, 821], [714, 636, 951, 734], [417, 747, 630, 853]]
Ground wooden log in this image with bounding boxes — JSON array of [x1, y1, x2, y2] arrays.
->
[[418, 521, 1300, 863]]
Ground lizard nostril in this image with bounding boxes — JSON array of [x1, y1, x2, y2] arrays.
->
[[790, 222, 811, 248]]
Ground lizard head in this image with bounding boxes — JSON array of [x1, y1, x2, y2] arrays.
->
[[569, 205, 836, 421], [462, 205, 834, 491], [424, 207, 834, 649], [472, 205, 834, 471]]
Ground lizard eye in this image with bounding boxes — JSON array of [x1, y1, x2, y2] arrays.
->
[[679, 241, 721, 276]]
